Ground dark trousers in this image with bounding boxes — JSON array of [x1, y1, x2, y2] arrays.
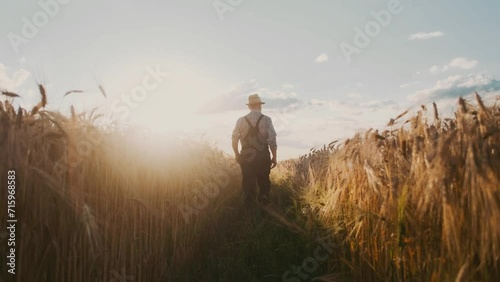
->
[[239, 149, 271, 205]]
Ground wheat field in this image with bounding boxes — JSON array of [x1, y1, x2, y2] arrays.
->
[[0, 89, 499, 281], [274, 94, 500, 281], [0, 88, 244, 281]]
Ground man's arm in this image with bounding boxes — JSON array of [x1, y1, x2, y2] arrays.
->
[[267, 117, 278, 169], [231, 118, 241, 163], [232, 138, 240, 161]]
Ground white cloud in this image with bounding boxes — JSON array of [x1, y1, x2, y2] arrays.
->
[[429, 65, 441, 75], [457, 74, 493, 88], [198, 79, 301, 114], [429, 57, 478, 74], [448, 57, 479, 70], [0, 63, 30, 92], [347, 92, 362, 98], [282, 83, 294, 89], [315, 53, 329, 63], [263, 91, 297, 99], [408, 31, 444, 40], [308, 99, 327, 106], [409, 73, 500, 102], [328, 99, 401, 116], [400, 82, 420, 89]]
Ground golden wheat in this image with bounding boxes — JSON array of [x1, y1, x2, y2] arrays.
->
[[273, 95, 500, 281]]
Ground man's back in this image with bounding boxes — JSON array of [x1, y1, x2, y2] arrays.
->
[[232, 109, 277, 151]]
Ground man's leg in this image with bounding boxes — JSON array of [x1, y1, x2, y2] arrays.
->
[[256, 156, 271, 205], [240, 162, 257, 208]]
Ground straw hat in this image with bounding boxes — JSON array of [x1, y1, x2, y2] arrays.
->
[[246, 94, 265, 105]]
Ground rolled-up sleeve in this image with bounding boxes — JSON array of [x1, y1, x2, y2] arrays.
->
[[266, 117, 277, 150]]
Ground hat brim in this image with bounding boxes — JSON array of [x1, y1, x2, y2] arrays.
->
[[246, 102, 265, 105]]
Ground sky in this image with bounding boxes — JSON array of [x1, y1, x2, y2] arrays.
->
[[1, 0, 500, 159]]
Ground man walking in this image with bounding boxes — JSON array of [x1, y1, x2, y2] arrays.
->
[[232, 94, 278, 207]]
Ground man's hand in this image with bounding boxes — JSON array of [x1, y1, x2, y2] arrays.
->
[[270, 156, 277, 169], [270, 148, 278, 169]]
